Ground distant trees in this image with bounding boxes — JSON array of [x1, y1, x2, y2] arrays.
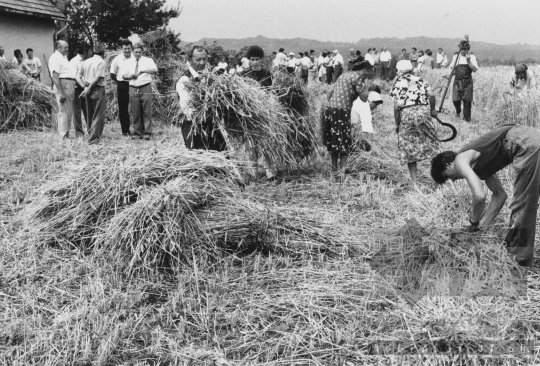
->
[[64, 0, 181, 54]]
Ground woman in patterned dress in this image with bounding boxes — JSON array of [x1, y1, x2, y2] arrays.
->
[[391, 60, 440, 185], [323, 60, 374, 176]]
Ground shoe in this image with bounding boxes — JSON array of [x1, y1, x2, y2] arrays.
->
[[131, 135, 142, 140], [123, 132, 132, 136], [143, 135, 152, 141]]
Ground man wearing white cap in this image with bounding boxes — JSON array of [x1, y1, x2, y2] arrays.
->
[[286, 52, 296, 74], [333, 50, 344, 82]]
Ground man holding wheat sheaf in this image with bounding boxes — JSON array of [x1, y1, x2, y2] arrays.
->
[[431, 124, 540, 268]]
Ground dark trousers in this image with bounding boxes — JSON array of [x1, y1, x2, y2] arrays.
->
[[503, 126, 540, 266], [326, 67, 334, 84], [181, 120, 227, 152], [381, 61, 390, 80], [130, 84, 153, 136], [453, 101, 472, 121], [453, 78, 473, 121], [333, 65, 342, 83], [85, 86, 106, 144], [73, 86, 87, 137], [117, 81, 130, 134], [373, 64, 380, 78]]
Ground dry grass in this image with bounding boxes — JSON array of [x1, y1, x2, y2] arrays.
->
[[2, 66, 540, 365], [0, 61, 57, 131]]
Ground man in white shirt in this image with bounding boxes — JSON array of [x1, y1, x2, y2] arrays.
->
[[110, 40, 134, 136], [447, 40, 478, 122], [24, 48, 42, 81], [332, 50, 344, 82], [69, 42, 93, 138], [0, 46, 5, 62], [276, 48, 288, 71], [436, 48, 446, 69], [49, 40, 76, 139], [379, 46, 392, 81], [300, 52, 311, 83], [123, 44, 158, 140], [78, 43, 107, 144]]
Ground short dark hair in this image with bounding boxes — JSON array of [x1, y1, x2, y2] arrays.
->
[[438, 48, 443, 51], [26, 48, 33, 54], [279, 48, 284, 52], [431, 151, 457, 184], [322, 51, 327, 57], [188, 45, 209, 59], [352, 60, 373, 71], [310, 49, 315, 53], [246, 45, 264, 59], [402, 49, 406, 52], [356, 50, 361, 55], [272, 51, 276, 55], [77, 42, 92, 55], [412, 47, 417, 51], [427, 50, 433, 56], [94, 43, 106, 57], [299, 52, 304, 57], [14, 49, 22, 58], [368, 85, 382, 94], [121, 40, 133, 48], [367, 48, 372, 52], [133, 43, 144, 52], [419, 50, 424, 56]]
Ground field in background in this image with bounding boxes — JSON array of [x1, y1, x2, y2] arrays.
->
[[1, 66, 540, 365]]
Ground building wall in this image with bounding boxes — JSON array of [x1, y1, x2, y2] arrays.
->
[[0, 12, 56, 86]]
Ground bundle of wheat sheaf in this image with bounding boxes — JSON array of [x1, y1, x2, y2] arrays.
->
[[0, 61, 57, 131], [184, 74, 317, 166], [21, 146, 349, 273]]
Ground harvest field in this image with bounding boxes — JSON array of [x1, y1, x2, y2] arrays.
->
[[2, 66, 540, 365]]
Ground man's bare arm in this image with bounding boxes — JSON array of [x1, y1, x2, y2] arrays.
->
[[455, 153, 486, 223], [480, 174, 508, 226]]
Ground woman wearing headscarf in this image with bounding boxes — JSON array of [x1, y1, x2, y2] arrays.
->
[[176, 46, 227, 151], [323, 60, 375, 178], [391, 60, 440, 185]]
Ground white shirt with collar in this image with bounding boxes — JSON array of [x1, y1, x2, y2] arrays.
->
[[69, 54, 84, 76], [380, 51, 392, 62], [126, 56, 158, 87], [0, 55, 6, 61], [301, 56, 311, 67], [49, 50, 75, 79], [110, 53, 133, 81]]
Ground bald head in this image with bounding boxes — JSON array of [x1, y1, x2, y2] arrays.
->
[[56, 40, 69, 56]]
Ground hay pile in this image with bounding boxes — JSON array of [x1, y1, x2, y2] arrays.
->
[[271, 71, 318, 159], [21, 146, 350, 273], [185, 74, 317, 165], [0, 61, 57, 131]]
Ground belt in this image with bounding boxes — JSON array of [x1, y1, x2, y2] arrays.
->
[[60, 78, 76, 81], [130, 83, 150, 89]]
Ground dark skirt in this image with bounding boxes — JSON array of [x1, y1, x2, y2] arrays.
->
[[323, 107, 352, 155], [182, 119, 227, 152]]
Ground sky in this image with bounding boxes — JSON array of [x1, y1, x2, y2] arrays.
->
[[165, 0, 540, 46]]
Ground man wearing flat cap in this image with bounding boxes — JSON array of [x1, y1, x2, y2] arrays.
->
[[447, 40, 478, 122], [510, 64, 536, 92]]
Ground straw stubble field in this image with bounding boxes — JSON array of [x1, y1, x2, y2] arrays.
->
[[1, 66, 540, 365]]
